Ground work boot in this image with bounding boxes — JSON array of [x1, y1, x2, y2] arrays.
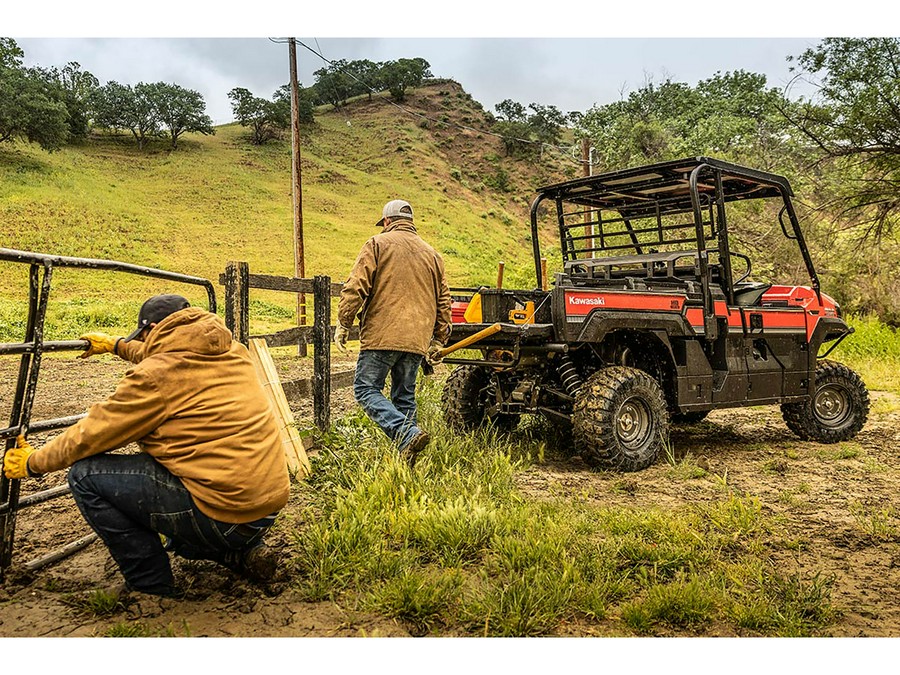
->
[[400, 431, 430, 468], [223, 543, 281, 583]]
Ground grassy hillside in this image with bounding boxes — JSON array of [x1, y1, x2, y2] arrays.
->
[[0, 81, 573, 339], [2, 80, 897, 392]]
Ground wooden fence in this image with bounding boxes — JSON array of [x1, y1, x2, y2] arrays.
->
[[220, 261, 358, 431]]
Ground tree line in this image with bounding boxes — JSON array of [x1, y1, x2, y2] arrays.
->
[[483, 39, 900, 247], [310, 57, 432, 107], [486, 38, 900, 323], [0, 40, 434, 151], [223, 57, 431, 144], [0, 38, 214, 151]]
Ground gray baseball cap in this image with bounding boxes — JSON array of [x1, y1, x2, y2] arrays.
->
[[375, 199, 413, 227]]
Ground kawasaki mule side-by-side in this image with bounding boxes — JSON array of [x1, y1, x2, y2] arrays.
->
[[441, 157, 869, 471]]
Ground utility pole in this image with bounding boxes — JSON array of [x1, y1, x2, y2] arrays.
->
[[289, 37, 307, 356]]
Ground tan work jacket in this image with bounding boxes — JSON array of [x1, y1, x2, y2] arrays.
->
[[338, 219, 452, 355], [29, 308, 289, 524]]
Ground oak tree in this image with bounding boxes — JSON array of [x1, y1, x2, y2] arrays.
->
[[149, 82, 214, 149], [228, 86, 289, 145], [0, 38, 69, 151]]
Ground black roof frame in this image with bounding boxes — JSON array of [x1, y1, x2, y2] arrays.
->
[[528, 157, 820, 340]]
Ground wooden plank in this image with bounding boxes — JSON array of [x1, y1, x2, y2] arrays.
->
[[248, 338, 311, 480], [281, 369, 354, 400], [281, 377, 311, 400], [218, 273, 344, 297], [252, 325, 359, 349], [255, 326, 313, 349], [332, 369, 356, 390]]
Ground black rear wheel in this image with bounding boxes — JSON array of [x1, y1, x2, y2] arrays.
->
[[573, 366, 669, 472], [442, 365, 518, 432], [781, 360, 869, 443]]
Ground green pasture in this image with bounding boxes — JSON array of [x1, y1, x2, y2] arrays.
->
[[0, 92, 551, 313], [282, 377, 842, 637], [0, 89, 565, 343]]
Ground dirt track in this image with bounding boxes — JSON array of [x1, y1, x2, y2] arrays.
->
[[1, 355, 898, 637]]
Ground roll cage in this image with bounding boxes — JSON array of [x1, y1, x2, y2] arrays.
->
[[529, 157, 821, 339]]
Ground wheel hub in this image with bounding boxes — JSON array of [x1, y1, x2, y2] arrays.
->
[[616, 398, 651, 448], [814, 384, 851, 427]]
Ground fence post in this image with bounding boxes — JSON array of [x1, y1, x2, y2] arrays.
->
[[312, 275, 331, 431], [224, 261, 249, 346]]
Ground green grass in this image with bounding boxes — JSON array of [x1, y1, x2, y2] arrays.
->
[[849, 501, 898, 541], [665, 454, 709, 480], [104, 622, 150, 637], [103, 621, 188, 637], [62, 588, 124, 616], [286, 377, 838, 637], [0, 84, 567, 343], [830, 314, 900, 392], [621, 575, 717, 633], [724, 566, 837, 636]]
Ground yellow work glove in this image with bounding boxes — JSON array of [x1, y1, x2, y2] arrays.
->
[[78, 333, 118, 359], [426, 338, 445, 365], [333, 324, 350, 354], [4, 435, 36, 479]]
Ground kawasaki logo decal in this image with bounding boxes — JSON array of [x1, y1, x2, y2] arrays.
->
[[569, 296, 606, 306]]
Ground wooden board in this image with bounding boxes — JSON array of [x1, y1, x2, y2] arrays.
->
[[248, 338, 311, 479]]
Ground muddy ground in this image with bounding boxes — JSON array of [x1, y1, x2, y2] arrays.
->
[[1, 354, 898, 638]]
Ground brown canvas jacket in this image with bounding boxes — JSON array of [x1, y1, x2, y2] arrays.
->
[[29, 308, 289, 524], [338, 219, 452, 355]]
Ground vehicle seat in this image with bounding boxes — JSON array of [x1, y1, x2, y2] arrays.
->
[[733, 282, 772, 306]]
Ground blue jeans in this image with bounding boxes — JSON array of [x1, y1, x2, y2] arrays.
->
[[67, 453, 273, 596], [354, 350, 424, 449]]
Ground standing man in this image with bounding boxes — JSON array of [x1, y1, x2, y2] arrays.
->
[[335, 199, 452, 466], [3, 294, 290, 598]]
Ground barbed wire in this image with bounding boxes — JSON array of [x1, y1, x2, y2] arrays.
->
[[268, 37, 590, 168]]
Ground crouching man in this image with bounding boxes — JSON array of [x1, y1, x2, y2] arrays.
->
[[3, 294, 289, 598]]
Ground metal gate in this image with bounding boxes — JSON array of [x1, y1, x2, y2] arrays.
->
[[0, 247, 216, 578]]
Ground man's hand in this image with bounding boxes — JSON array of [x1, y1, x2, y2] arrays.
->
[[426, 338, 445, 366], [4, 435, 36, 479], [333, 324, 350, 354], [79, 333, 118, 359]]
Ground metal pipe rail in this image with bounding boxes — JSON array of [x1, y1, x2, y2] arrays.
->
[[0, 248, 217, 313], [0, 414, 88, 442], [0, 339, 89, 356], [1, 247, 218, 577]]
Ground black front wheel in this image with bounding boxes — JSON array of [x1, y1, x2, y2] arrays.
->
[[573, 366, 669, 472], [781, 360, 869, 443]]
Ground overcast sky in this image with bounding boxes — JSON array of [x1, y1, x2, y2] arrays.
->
[[8, 3, 885, 125], [14, 37, 826, 125]]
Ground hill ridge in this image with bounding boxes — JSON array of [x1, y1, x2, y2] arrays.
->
[[0, 80, 572, 338]]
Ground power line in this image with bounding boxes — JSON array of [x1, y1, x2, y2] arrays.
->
[[269, 37, 588, 167]]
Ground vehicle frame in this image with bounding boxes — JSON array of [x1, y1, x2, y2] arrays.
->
[[442, 157, 869, 470]]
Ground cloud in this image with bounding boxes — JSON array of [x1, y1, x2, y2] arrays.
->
[[15, 37, 819, 125]]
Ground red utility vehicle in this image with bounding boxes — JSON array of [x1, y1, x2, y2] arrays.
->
[[442, 157, 869, 471]]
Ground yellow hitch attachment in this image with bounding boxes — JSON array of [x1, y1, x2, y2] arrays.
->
[[438, 323, 502, 358]]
